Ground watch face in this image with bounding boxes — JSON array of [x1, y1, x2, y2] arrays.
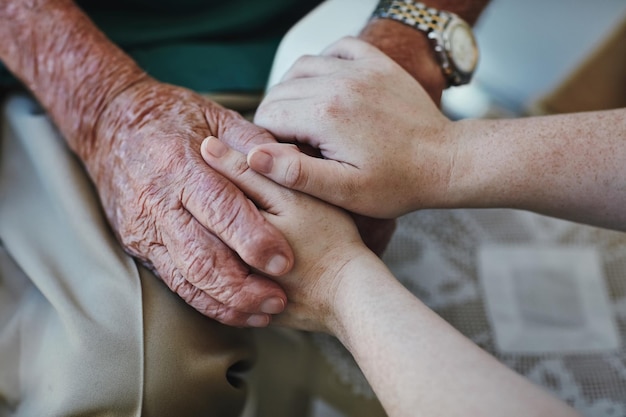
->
[[448, 22, 478, 74]]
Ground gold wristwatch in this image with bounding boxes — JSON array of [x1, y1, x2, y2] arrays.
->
[[372, 0, 479, 86]]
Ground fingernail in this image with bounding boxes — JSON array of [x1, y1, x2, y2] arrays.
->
[[203, 136, 227, 158], [261, 297, 285, 314], [266, 254, 289, 275], [249, 150, 274, 174], [247, 314, 270, 327]]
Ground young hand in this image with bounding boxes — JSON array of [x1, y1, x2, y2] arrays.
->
[[252, 37, 458, 218]]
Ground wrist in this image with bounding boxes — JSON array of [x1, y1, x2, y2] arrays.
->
[[329, 251, 400, 350], [399, 118, 464, 212], [359, 18, 446, 105], [442, 118, 517, 209]]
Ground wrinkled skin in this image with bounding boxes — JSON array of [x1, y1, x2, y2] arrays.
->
[[87, 78, 295, 327], [200, 136, 369, 333], [86, 77, 395, 326]]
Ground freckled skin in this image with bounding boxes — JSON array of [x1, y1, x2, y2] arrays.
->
[[253, 36, 626, 231]]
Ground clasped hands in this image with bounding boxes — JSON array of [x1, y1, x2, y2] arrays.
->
[[90, 37, 441, 330], [200, 36, 452, 331]]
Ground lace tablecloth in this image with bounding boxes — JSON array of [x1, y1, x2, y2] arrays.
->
[[314, 208, 626, 416]]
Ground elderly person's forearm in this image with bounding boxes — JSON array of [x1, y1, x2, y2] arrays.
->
[[0, 0, 146, 161]]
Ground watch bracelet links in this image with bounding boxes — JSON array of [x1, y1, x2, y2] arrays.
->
[[372, 0, 452, 35]]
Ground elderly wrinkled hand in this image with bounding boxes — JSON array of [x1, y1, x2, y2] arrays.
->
[[86, 78, 295, 327]]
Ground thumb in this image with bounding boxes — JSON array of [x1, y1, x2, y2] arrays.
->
[[247, 143, 358, 209]]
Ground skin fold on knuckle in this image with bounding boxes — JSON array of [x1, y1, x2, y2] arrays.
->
[[252, 102, 285, 136], [211, 193, 248, 244], [191, 175, 280, 271], [172, 278, 245, 324], [286, 54, 315, 79], [180, 245, 252, 309], [237, 223, 289, 269], [282, 158, 307, 190]]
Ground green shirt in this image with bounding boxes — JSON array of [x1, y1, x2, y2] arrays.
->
[[0, 0, 322, 92]]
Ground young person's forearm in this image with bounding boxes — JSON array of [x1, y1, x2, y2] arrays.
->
[[331, 254, 580, 417], [448, 109, 626, 230], [0, 0, 146, 160]]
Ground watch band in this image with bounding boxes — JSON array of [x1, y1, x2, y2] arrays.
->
[[372, 0, 478, 86], [373, 0, 453, 36]]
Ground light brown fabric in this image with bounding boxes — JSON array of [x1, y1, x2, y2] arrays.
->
[[0, 94, 254, 417]]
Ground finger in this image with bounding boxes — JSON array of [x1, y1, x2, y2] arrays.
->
[[182, 160, 294, 277], [254, 97, 322, 144], [321, 36, 381, 60], [162, 209, 288, 315], [246, 142, 360, 210], [254, 95, 341, 147], [201, 136, 296, 214], [260, 77, 320, 104], [175, 278, 271, 328], [148, 244, 273, 327], [280, 54, 351, 82]]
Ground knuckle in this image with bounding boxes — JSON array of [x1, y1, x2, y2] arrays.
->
[[204, 175, 237, 213], [169, 247, 265, 319], [211, 194, 246, 239], [254, 102, 284, 130], [116, 209, 161, 256], [292, 54, 315, 70], [207, 305, 246, 326], [252, 103, 269, 126], [207, 284, 243, 312], [186, 250, 249, 308], [283, 158, 306, 189], [205, 303, 230, 322], [230, 152, 252, 177], [236, 229, 280, 266], [184, 251, 217, 284], [169, 271, 187, 294]]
